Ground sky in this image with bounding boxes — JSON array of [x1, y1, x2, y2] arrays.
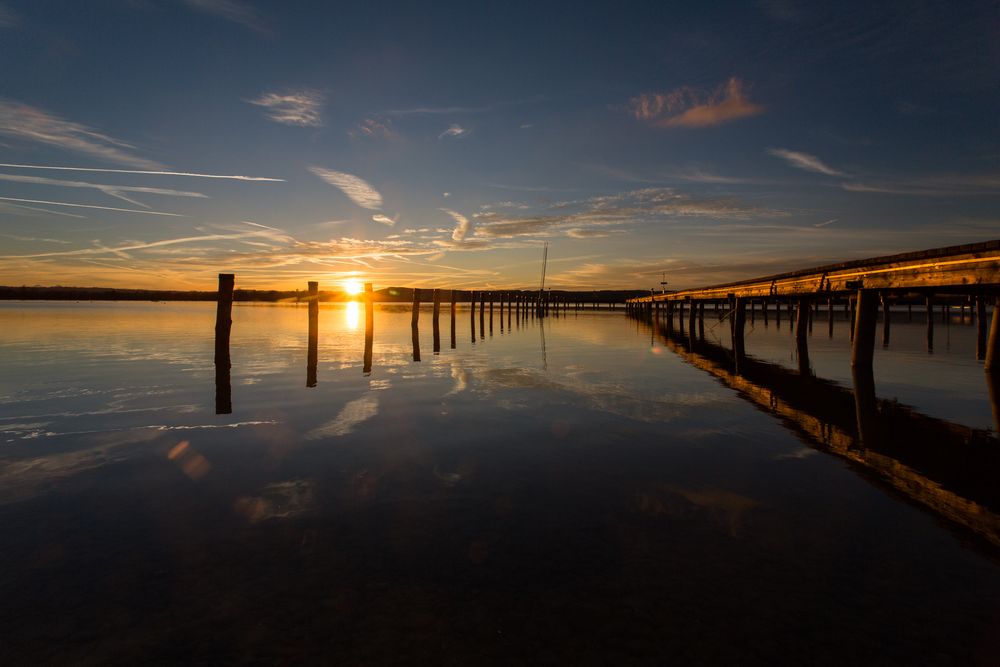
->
[[0, 0, 997, 292]]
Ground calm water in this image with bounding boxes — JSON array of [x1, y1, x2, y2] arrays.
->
[[1, 301, 999, 664]]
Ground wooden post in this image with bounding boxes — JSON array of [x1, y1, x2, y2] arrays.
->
[[851, 289, 878, 368], [827, 297, 834, 338], [479, 291, 486, 339], [499, 292, 505, 332], [432, 288, 441, 353], [881, 293, 891, 348], [307, 281, 318, 388], [411, 287, 420, 327], [698, 302, 705, 339], [986, 298, 1000, 373], [852, 366, 878, 446], [776, 299, 782, 328], [763, 298, 769, 326], [450, 290, 457, 349], [848, 296, 855, 342], [796, 297, 810, 375], [215, 273, 234, 415], [489, 293, 494, 335], [977, 296, 987, 360], [679, 301, 686, 334], [363, 283, 373, 375], [733, 297, 746, 362], [926, 296, 934, 353], [470, 291, 477, 343], [688, 299, 697, 339]]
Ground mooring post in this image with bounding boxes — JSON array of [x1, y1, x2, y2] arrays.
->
[[499, 292, 505, 332], [881, 293, 891, 348], [479, 291, 486, 338], [432, 288, 441, 353], [363, 283, 373, 375], [450, 290, 457, 349], [733, 297, 747, 362], [977, 296, 987, 360], [827, 297, 834, 338], [489, 293, 494, 335], [679, 300, 686, 334], [926, 295, 934, 353], [214, 274, 234, 414], [698, 302, 705, 339], [852, 289, 878, 368], [852, 365, 879, 446], [776, 299, 782, 328], [763, 298, 769, 326], [796, 297, 810, 375], [986, 298, 1000, 373], [688, 299, 697, 338], [470, 291, 477, 342], [307, 281, 318, 388], [411, 287, 421, 328]]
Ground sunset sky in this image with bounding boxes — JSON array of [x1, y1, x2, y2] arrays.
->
[[0, 0, 997, 291]]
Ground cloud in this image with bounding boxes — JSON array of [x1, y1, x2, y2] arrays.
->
[[0, 162, 282, 181], [183, 0, 268, 34], [371, 214, 396, 226], [438, 124, 470, 139], [348, 117, 396, 140], [308, 167, 383, 210], [566, 229, 616, 238], [0, 173, 207, 207], [814, 218, 838, 227], [0, 99, 164, 169], [842, 173, 1000, 196], [384, 105, 491, 116], [248, 89, 323, 127], [442, 209, 472, 241], [305, 396, 379, 439], [767, 148, 845, 176], [0, 196, 183, 217], [630, 78, 764, 128], [0, 4, 18, 27]]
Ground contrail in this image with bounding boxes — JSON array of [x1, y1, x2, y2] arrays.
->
[[0, 163, 284, 182], [0, 196, 184, 217]]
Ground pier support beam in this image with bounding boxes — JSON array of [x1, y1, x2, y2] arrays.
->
[[214, 273, 234, 415], [733, 297, 746, 364], [977, 296, 987, 360], [432, 288, 441, 353], [363, 283, 373, 375], [796, 297, 810, 375], [851, 289, 879, 369], [307, 281, 318, 387], [450, 290, 456, 349], [881, 293, 891, 348]]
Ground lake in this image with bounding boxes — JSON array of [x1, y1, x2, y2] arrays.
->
[[1, 301, 999, 664]]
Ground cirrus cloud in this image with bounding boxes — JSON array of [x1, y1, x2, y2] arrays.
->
[[630, 78, 764, 128], [248, 89, 324, 127], [309, 166, 383, 210]]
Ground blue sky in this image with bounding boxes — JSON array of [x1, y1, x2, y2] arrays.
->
[[0, 0, 997, 291]]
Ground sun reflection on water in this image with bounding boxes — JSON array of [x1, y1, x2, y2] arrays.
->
[[345, 301, 360, 330]]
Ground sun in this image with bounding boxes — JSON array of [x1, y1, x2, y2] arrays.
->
[[343, 279, 363, 296]]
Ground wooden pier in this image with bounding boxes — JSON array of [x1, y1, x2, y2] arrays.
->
[[627, 240, 1000, 371]]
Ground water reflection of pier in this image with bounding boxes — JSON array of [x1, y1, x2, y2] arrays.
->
[[643, 315, 1000, 550]]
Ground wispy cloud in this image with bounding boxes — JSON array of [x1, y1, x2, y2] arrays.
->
[[767, 148, 845, 176], [0, 99, 163, 169], [0, 173, 207, 207], [0, 233, 71, 244], [0, 4, 18, 27], [183, 0, 268, 34], [842, 173, 1000, 196], [309, 167, 383, 210], [0, 162, 283, 181], [371, 214, 396, 226], [814, 218, 838, 227], [384, 105, 491, 116], [348, 117, 396, 140], [248, 89, 323, 127], [0, 200, 86, 218], [442, 209, 472, 241], [0, 196, 183, 217], [438, 124, 470, 139], [630, 78, 764, 128]]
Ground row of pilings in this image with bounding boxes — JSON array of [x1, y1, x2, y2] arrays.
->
[[626, 292, 1000, 374]]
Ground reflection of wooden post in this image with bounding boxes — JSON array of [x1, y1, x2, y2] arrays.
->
[[828, 297, 834, 338], [450, 290, 457, 349], [432, 288, 441, 353], [852, 289, 878, 368], [411, 287, 420, 327], [852, 365, 878, 446], [214, 273, 234, 414], [926, 296, 934, 353], [688, 299, 697, 338], [363, 283, 373, 375], [796, 297, 810, 375], [763, 298, 769, 326], [986, 298, 1000, 373], [776, 299, 782, 328], [499, 292, 505, 332], [977, 296, 987, 360], [307, 281, 318, 387], [698, 302, 705, 339], [987, 371, 1000, 436]]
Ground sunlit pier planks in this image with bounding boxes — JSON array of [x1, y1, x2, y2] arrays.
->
[[626, 240, 1000, 372]]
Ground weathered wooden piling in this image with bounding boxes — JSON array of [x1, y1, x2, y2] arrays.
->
[[926, 296, 934, 353], [986, 298, 999, 373], [411, 287, 421, 327], [977, 296, 988, 360], [214, 273, 234, 414], [432, 288, 441, 354], [733, 297, 747, 361], [489, 293, 494, 335], [881, 294, 891, 348], [796, 297, 810, 375], [470, 290, 477, 342], [307, 281, 318, 388], [688, 299, 697, 338], [479, 291, 486, 339], [363, 283, 373, 375], [851, 290, 879, 368], [450, 290, 457, 349], [828, 297, 834, 338]]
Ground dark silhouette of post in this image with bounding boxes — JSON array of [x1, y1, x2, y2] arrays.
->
[[363, 283, 373, 375], [926, 296, 934, 353], [977, 296, 988, 360], [307, 281, 318, 387], [432, 288, 441, 354], [733, 297, 747, 367], [450, 290, 457, 349], [852, 365, 878, 446], [214, 273, 234, 414], [411, 287, 420, 327], [470, 290, 477, 343], [986, 298, 1000, 373], [795, 297, 810, 374], [852, 289, 878, 368], [828, 297, 834, 338], [489, 293, 494, 336], [881, 293, 891, 347], [479, 291, 486, 339]]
